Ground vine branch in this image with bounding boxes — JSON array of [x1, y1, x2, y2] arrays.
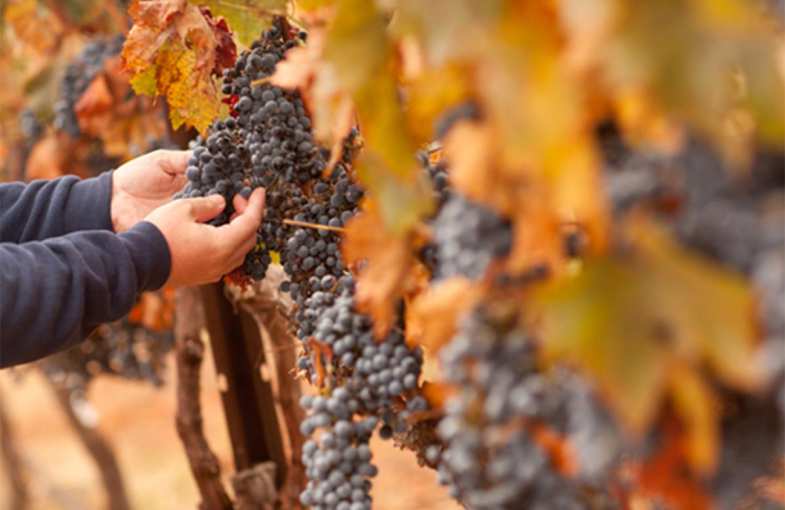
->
[[174, 286, 234, 510]]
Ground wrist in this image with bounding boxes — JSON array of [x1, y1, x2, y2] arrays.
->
[[66, 171, 115, 232]]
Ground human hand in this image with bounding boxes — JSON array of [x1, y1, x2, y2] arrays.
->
[[145, 188, 265, 287], [111, 150, 191, 233]]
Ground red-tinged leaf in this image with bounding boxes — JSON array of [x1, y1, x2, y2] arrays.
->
[[127, 291, 175, 332], [307, 338, 333, 388], [200, 6, 238, 70], [528, 423, 578, 477], [634, 420, 713, 510], [122, 0, 235, 132]]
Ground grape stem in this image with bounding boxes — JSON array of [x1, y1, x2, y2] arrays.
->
[[282, 218, 346, 233]]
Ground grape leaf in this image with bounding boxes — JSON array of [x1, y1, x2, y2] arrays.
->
[[342, 203, 427, 338], [533, 216, 763, 472], [634, 418, 714, 510], [282, 0, 432, 232], [189, 0, 286, 47], [122, 0, 235, 133], [407, 277, 479, 353], [75, 56, 167, 157], [565, 0, 785, 158], [445, 120, 608, 275]]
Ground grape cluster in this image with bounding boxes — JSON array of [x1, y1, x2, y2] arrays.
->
[[54, 35, 124, 137], [19, 109, 43, 142], [179, 18, 362, 286], [434, 309, 601, 510], [298, 393, 378, 510], [299, 289, 422, 408], [41, 314, 174, 393], [431, 194, 512, 281], [293, 282, 428, 508]]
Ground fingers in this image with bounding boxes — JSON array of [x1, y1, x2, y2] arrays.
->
[[186, 195, 226, 222], [222, 240, 254, 275], [218, 188, 265, 248], [233, 193, 249, 215]]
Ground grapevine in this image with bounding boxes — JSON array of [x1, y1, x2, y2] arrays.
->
[[0, 1, 782, 509]]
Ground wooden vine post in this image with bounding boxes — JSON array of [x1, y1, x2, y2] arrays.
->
[[200, 283, 289, 501]]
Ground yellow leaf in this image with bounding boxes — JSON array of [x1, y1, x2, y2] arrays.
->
[[533, 215, 763, 441], [669, 362, 718, 473], [628, 217, 764, 391], [402, 61, 472, 143], [301, 0, 434, 232], [534, 256, 670, 432]]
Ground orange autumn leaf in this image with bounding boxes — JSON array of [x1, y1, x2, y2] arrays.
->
[[74, 74, 114, 125], [444, 121, 512, 213], [342, 205, 417, 338], [508, 203, 566, 276], [75, 56, 166, 157], [406, 277, 480, 353], [421, 381, 455, 410]]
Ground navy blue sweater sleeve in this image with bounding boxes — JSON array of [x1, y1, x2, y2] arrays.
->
[[0, 172, 113, 243], [0, 222, 171, 368]]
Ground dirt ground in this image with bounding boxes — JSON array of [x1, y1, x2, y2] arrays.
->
[[0, 351, 460, 510]]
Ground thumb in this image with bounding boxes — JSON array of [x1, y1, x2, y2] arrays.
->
[[218, 188, 265, 247], [159, 149, 193, 176], [186, 194, 226, 222]]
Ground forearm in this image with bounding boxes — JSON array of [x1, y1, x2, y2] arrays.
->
[[0, 222, 170, 368], [0, 172, 114, 243]]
